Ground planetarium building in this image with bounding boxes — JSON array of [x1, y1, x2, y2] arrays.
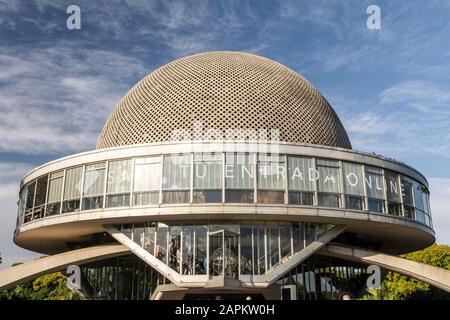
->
[[2, 52, 449, 300]]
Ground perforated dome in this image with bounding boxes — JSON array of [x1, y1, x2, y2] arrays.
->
[[96, 51, 352, 149]]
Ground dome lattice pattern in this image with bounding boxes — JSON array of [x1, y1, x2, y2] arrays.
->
[[96, 51, 351, 149]]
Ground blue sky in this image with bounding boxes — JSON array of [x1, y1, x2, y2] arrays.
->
[[1, 0, 449, 267]]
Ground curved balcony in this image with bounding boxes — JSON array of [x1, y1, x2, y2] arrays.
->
[[13, 142, 434, 254]]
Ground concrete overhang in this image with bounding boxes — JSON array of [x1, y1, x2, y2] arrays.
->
[[14, 204, 434, 255]]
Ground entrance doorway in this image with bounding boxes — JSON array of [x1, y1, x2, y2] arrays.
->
[[208, 229, 239, 278]]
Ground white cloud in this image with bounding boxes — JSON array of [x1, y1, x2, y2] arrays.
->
[[0, 46, 146, 154], [0, 162, 39, 269], [380, 80, 450, 106], [428, 178, 450, 245]]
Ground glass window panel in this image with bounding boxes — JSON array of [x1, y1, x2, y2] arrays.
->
[[425, 193, 431, 215], [62, 199, 80, 213], [258, 190, 284, 204], [182, 225, 194, 275], [107, 159, 131, 194], [18, 187, 27, 215], [342, 162, 364, 196], [416, 209, 426, 224], [133, 157, 161, 192], [267, 223, 279, 269], [401, 176, 414, 206], [385, 170, 400, 203], [225, 153, 254, 189], [106, 194, 130, 208], [194, 153, 222, 189], [133, 192, 159, 206], [388, 203, 401, 216], [34, 176, 48, 207], [194, 225, 207, 275], [82, 196, 103, 210], [258, 154, 285, 190], [318, 193, 340, 208], [317, 159, 341, 193], [345, 195, 364, 210], [162, 191, 190, 204], [413, 181, 426, 212], [288, 156, 315, 191], [162, 154, 191, 190], [288, 191, 314, 206], [47, 171, 63, 203], [305, 223, 316, 245], [368, 198, 384, 213], [156, 223, 168, 263], [225, 190, 254, 203], [280, 222, 291, 261], [253, 223, 266, 275], [83, 163, 106, 196], [121, 224, 133, 238], [403, 205, 415, 219], [240, 224, 253, 275], [365, 166, 385, 199], [63, 166, 83, 200], [193, 190, 222, 203], [168, 226, 181, 272], [46, 202, 61, 216], [25, 181, 35, 211], [142, 222, 156, 254], [133, 224, 145, 247], [292, 223, 305, 253]]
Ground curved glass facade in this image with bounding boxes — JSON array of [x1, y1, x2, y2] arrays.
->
[[79, 254, 367, 300], [120, 221, 333, 278], [16, 152, 432, 228]]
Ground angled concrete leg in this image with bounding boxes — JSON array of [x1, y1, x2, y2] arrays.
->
[[319, 243, 450, 293], [0, 244, 130, 291]]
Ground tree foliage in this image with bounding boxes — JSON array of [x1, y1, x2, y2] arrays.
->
[[362, 244, 450, 300], [0, 271, 81, 300]]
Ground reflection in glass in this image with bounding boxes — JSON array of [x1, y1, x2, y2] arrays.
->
[[133, 157, 161, 206], [345, 195, 364, 210], [46, 171, 63, 216], [82, 163, 106, 210], [385, 170, 401, 216], [225, 154, 254, 203], [292, 223, 305, 253], [280, 222, 291, 262], [195, 225, 207, 275], [318, 193, 340, 208], [63, 166, 82, 213], [240, 224, 253, 275], [342, 162, 365, 210], [258, 154, 285, 204], [143, 223, 156, 254], [156, 223, 168, 263], [33, 176, 48, 219], [194, 153, 222, 203], [368, 198, 384, 213], [267, 223, 279, 269], [288, 156, 314, 191], [182, 225, 194, 275], [162, 155, 191, 204], [169, 226, 181, 272], [24, 181, 35, 222], [106, 159, 131, 208], [288, 191, 314, 206], [317, 159, 341, 208], [385, 170, 400, 202], [254, 223, 266, 275], [401, 176, 415, 219]]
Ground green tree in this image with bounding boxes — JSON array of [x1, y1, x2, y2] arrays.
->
[[0, 271, 81, 300], [361, 244, 450, 300]]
